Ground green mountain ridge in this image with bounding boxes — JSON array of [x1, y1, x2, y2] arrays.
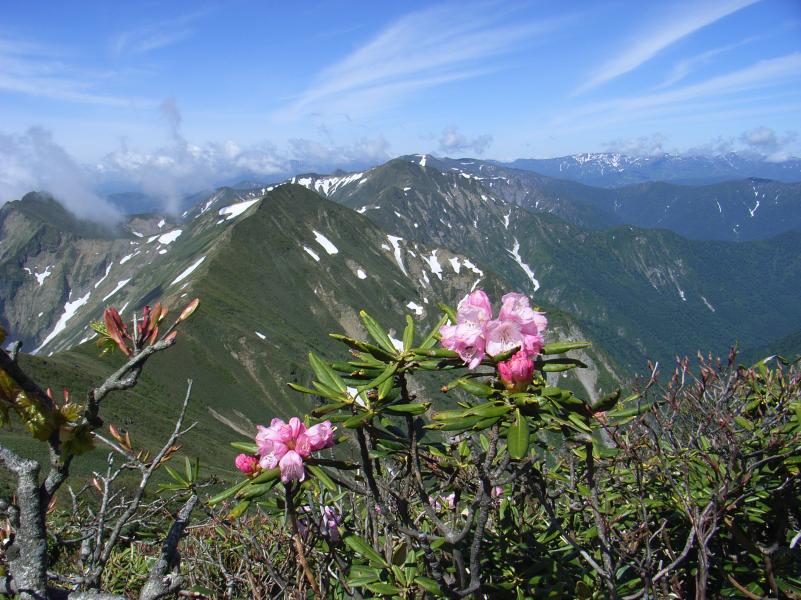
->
[[2, 184, 618, 475]]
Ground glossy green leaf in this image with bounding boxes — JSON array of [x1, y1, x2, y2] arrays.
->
[[419, 313, 449, 350], [541, 341, 592, 354], [384, 402, 431, 415], [344, 534, 389, 567], [227, 499, 251, 519], [507, 409, 530, 460], [308, 352, 346, 392], [415, 576, 442, 595], [230, 441, 258, 454], [207, 478, 251, 506], [307, 464, 337, 491], [403, 314, 414, 351], [359, 310, 398, 355]]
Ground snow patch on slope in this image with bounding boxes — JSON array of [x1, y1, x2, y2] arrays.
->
[[507, 238, 540, 291], [34, 265, 53, 286], [102, 278, 132, 302], [94, 263, 113, 288], [387, 235, 407, 275], [219, 199, 259, 221], [35, 291, 92, 353], [157, 229, 182, 245], [406, 301, 424, 316], [423, 250, 443, 280], [312, 230, 339, 255], [171, 256, 206, 286]]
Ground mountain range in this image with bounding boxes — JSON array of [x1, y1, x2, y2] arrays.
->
[[2, 153, 800, 473], [502, 152, 801, 187]]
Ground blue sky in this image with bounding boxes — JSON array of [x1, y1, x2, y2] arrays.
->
[[1, 0, 800, 212]]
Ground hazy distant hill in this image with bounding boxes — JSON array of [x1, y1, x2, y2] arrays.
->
[[501, 152, 801, 187]]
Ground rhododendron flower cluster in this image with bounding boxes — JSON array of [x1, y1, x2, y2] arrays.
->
[[439, 291, 547, 369], [253, 417, 335, 483]]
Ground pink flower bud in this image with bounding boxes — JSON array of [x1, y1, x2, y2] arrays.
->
[[234, 454, 259, 475], [497, 351, 535, 393]]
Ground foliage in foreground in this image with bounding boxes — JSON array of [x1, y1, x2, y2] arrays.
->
[[210, 291, 801, 599], [0, 290, 799, 599]]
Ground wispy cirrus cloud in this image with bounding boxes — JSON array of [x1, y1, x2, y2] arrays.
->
[[0, 33, 153, 107], [556, 52, 801, 130], [575, 0, 761, 95], [111, 9, 210, 56], [273, 3, 569, 122], [655, 34, 762, 89]]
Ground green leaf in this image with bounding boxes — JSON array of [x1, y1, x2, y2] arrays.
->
[[415, 576, 442, 595], [237, 482, 276, 500], [567, 412, 592, 433], [307, 464, 337, 491], [464, 402, 513, 418], [419, 313, 449, 350], [437, 302, 457, 324], [591, 388, 621, 413], [250, 467, 280, 484], [412, 347, 460, 358], [312, 381, 346, 401], [228, 499, 251, 519], [377, 370, 396, 400], [403, 314, 414, 351], [455, 379, 496, 397], [230, 441, 258, 454], [424, 414, 485, 431], [367, 582, 403, 596], [734, 415, 754, 431], [343, 534, 389, 567], [541, 362, 580, 373], [343, 412, 373, 429], [164, 464, 188, 486], [308, 352, 346, 392], [311, 401, 348, 417], [329, 333, 396, 361], [507, 409, 530, 460], [358, 362, 398, 395], [359, 310, 398, 355], [207, 478, 251, 506], [287, 382, 319, 395], [384, 402, 431, 416], [184, 456, 194, 484], [541, 341, 592, 355], [606, 397, 655, 423]]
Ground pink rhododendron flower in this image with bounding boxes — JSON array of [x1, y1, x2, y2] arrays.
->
[[234, 454, 259, 475], [278, 450, 305, 483], [440, 290, 547, 369], [430, 492, 456, 511], [485, 319, 524, 357], [322, 506, 342, 542], [497, 351, 535, 393], [457, 290, 492, 323], [491, 485, 504, 498], [499, 292, 548, 336], [255, 417, 335, 483]]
